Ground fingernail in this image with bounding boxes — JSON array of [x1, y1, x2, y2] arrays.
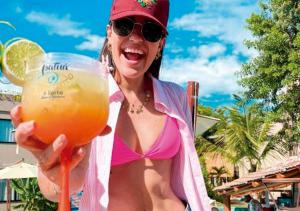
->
[[54, 135, 67, 150], [77, 148, 85, 156], [25, 121, 35, 131], [58, 134, 67, 145]]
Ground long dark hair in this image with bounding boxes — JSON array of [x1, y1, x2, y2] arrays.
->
[[99, 38, 164, 80]]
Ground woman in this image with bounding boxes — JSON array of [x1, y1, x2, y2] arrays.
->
[[11, 0, 211, 210]]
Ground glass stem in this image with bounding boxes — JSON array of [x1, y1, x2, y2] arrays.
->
[[58, 146, 73, 211]]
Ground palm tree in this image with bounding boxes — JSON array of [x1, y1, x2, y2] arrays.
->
[[197, 95, 284, 173], [209, 166, 229, 186]]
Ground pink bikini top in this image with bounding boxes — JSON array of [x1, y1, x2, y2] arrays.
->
[[111, 116, 181, 166]]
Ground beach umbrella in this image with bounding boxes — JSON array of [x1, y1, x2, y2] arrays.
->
[[0, 161, 37, 179], [0, 160, 37, 211]]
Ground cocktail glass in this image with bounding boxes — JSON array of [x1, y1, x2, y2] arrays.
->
[[21, 53, 109, 211]]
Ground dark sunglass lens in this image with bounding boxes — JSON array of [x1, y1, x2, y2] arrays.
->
[[142, 22, 163, 42], [113, 19, 134, 36]]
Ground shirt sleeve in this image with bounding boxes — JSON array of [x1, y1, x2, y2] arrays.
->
[[181, 88, 194, 135]]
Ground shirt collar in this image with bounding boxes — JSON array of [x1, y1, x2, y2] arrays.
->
[[149, 74, 169, 113], [108, 74, 123, 102]]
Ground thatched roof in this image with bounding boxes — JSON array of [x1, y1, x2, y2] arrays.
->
[[214, 156, 300, 196]]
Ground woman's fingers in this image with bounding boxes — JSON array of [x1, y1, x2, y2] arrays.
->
[[15, 121, 47, 151], [34, 135, 68, 171], [70, 147, 86, 171], [15, 121, 68, 171], [14, 117, 89, 177], [10, 105, 22, 127]]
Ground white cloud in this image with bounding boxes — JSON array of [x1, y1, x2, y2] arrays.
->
[[161, 43, 242, 97], [171, 0, 258, 57], [162, 0, 259, 97], [25, 11, 105, 52], [26, 11, 89, 37], [75, 35, 105, 51], [188, 43, 226, 59], [165, 42, 184, 54]]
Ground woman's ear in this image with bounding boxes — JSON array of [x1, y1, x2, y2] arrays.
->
[[158, 38, 166, 52]]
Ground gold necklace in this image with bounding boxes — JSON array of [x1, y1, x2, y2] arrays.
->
[[122, 90, 151, 114]]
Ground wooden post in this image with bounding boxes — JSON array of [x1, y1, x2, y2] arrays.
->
[[6, 179, 11, 211], [187, 81, 199, 133], [223, 195, 231, 211]]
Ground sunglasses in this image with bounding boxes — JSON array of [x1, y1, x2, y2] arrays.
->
[[112, 18, 165, 43]]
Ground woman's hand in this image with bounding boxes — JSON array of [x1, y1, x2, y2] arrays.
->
[[11, 104, 111, 200], [11, 105, 88, 182]]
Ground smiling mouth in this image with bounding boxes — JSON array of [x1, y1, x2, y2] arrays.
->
[[122, 48, 145, 61]]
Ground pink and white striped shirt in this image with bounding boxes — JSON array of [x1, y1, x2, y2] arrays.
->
[[79, 74, 211, 211]]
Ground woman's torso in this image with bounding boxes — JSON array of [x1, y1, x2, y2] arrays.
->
[[108, 97, 185, 211], [109, 159, 184, 211]]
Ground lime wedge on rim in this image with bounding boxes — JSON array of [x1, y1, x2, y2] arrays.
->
[[1, 39, 45, 86]]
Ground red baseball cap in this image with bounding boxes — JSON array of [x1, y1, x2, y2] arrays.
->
[[109, 0, 169, 33]]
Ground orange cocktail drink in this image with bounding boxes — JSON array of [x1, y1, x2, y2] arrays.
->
[[22, 70, 108, 145], [21, 53, 108, 211]]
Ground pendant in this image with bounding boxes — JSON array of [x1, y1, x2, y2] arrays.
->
[[136, 105, 143, 114], [130, 104, 135, 113]]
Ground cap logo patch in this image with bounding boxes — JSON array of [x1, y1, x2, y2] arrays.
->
[[137, 0, 157, 8]]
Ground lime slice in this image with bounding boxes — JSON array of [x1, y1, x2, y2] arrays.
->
[[1, 39, 45, 86]]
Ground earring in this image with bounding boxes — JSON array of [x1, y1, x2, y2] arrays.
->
[[107, 55, 115, 73], [106, 44, 115, 73], [155, 51, 161, 60], [108, 64, 115, 73], [107, 43, 112, 51]]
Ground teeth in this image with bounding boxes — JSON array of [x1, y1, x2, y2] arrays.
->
[[124, 48, 144, 55]]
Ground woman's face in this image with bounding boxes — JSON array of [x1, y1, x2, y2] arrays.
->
[[107, 16, 165, 80]]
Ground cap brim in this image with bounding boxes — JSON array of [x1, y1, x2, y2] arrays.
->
[[110, 11, 168, 35]]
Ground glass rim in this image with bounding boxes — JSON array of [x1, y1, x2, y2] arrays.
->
[[27, 52, 107, 77]]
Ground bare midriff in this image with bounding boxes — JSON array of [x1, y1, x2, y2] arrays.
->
[[108, 158, 185, 211]]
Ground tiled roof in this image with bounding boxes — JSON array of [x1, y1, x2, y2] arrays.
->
[[214, 156, 300, 191]]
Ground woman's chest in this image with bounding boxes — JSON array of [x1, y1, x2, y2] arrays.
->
[[115, 110, 167, 153]]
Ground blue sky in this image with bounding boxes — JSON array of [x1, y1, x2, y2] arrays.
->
[[0, 0, 259, 108]]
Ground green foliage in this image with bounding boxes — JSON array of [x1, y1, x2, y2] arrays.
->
[[239, 0, 300, 147], [199, 157, 223, 203], [197, 96, 284, 173], [198, 105, 219, 117], [11, 178, 58, 211], [209, 166, 229, 186]]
